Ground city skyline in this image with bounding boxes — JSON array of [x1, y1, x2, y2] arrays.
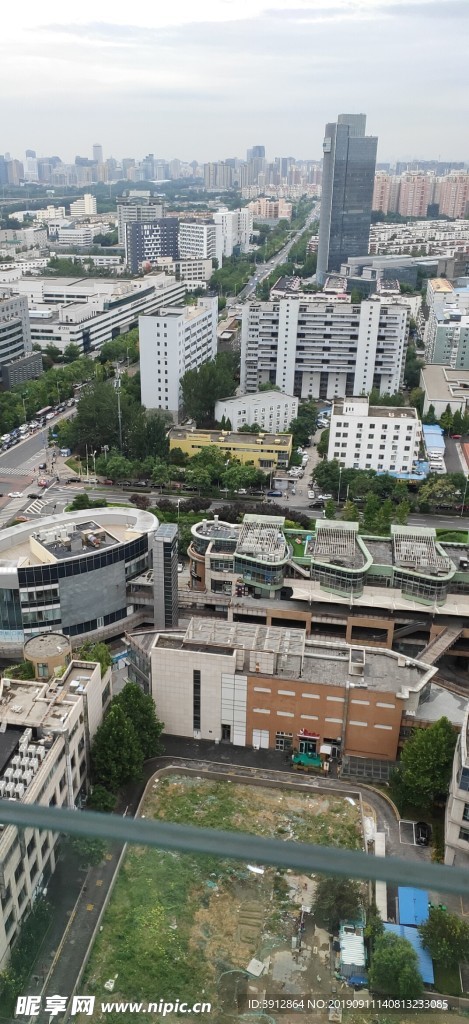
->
[[1, 0, 468, 163]]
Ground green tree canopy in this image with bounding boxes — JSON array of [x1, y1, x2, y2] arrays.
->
[[77, 641, 112, 675], [180, 352, 239, 425], [114, 681, 164, 760], [390, 716, 457, 812], [419, 907, 469, 969], [91, 704, 144, 793], [324, 499, 336, 520], [313, 876, 361, 933], [369, 933, 423, 998]]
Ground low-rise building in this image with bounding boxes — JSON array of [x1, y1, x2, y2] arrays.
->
[[0, 654, 111, 967], [215, 391, 298, 433], [420, 365, 469, 417], [168, 427, 292, 470], [69, 194, 97, 217], [246, 198, 293, 222], [327, 397, 421, 475], [129, 616, 466, 765]]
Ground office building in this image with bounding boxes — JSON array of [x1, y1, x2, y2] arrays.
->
[[168, 428, 292, 470], [327, 397, 421, 474], [215, 391, 298, 433], [6, 161, 24, 186], [212, 208, 253, 257], [124, 219, 180, 273], [240, 295, 408, 400], [116, 196, 164, 245], [139, 297, 217, 418], [10, 273, 185, 355], [128, 615, 464, 767], [317, 113, 377, 284], [55, 225, 94, 247], [0, 290, 32, 387], [69, 194, 97, 218], [0, 508, 168, 655], [179, 220, 223, 267], [93, 144, 103, 165], [2, 351, 43, 391], [0, 652, 111, 967]]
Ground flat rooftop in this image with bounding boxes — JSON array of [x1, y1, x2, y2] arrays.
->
[[183, 617, 306, 658], [236, 514, 288, 563], [169, 427, 291, 447], [287, 643, 433, 694], [192, 518, 239, 544], [429, 278, 454, 292], [217, 390, 296, 405], [421, 365, 469, 402], [23, 632, 70, 659], [0, 661, 96, 730]]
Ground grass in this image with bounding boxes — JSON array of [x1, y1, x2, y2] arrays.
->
[[435, 530, 469, 543], [433, 962, 462, 996], [65, 456, 81, 474], [83, 778, 362, 1021]]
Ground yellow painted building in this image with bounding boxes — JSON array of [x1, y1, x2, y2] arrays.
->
[[168, 427, 292, 470]]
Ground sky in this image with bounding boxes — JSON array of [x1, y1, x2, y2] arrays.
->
[[1, 0, 468, 165]]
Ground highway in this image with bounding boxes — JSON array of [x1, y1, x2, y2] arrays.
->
[[238, 205, 319, 302]]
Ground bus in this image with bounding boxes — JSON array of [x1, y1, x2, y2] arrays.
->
[[36, 406, 53, 419]]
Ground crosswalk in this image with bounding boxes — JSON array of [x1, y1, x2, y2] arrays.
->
[[25, 499, 45, 515]]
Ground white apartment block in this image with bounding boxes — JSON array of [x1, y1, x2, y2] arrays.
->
[[424, 279, 469, 364], [445, 704, 469, 866], [212, 208, 253, 257], [0, 657, 110, 967], [35, 207, 66, 222], [215, 391, 298, 432], [56, 226, 94, 247], [179, 221, 223, 267], [69, 194, 97, 217], [439, 173, 469, 220], [139, 297, 218, 419], [241, 295, 409, 401], [152, 257, 213, 284], [327, 397, 421, 473], [9, 273, 185, 355]]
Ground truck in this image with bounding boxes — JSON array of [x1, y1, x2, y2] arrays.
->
[[291, 751, 322, 773]]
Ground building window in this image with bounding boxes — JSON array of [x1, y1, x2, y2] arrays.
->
[[459, 827, 469, 843], [193, 670, 201, 731], [463, 804, 469, 823], [275, 732, 293, 751], [37, 663, 49, 677]]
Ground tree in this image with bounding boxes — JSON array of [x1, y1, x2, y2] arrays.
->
[[324, 499, 336, 520], [103, 452, 133, 482], [394, 499, 410, 525], [373, 498, 393, 535], [419, 907, 469, 969], [409, 387, 425, 416], [341, 500, 359, 522], [68, 380, 120, 455], [180, 352, 239, 425], [452, 409, 464, 435], [63, 343, 82, 364], [313, 876, 361, 932], [77, 641, 112, 675], [91, 704, 144, 793], [87, 784, 116, 813], [186, 466, 211, 494], [152, 461, 170, 489], [114, 682, 164, 759], [66, 836, 106, 866], [259, 382, 281, 392], [418, 476, 461, 511], [316, 428, 329, 458], [422, 403, 438, 425], [404, 345, 425, 391], [390, 717, 457, 812], [440, 403, 454, 435], [365, 903, 384, 950], [68, 493, 93, 511], [369, 933, 423, 998], [362, 493, 381, 532]]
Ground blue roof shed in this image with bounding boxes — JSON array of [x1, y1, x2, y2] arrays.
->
[[398, 886, 429, 927], [384, 923, 434, 985]]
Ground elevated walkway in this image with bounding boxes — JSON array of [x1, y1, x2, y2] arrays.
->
[[288, 559, 311, 579], [419, 624, 464, 665]]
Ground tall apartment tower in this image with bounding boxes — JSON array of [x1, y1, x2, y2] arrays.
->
[[317, 113, 377, 284], [93, 144, 103, 165]]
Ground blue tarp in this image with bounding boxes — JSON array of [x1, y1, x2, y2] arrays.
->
[[384, 923, 434, 984], [398, 886, 429, 926]]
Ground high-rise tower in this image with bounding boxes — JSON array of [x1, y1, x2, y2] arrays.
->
[[317, 113, 377, 284]]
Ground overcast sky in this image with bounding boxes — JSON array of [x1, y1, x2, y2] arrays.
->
[[1, 0, 468, 165]]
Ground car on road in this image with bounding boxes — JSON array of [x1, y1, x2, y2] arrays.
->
[[8, 491, 23, 498], [267, 490, 283, 497], [316, 493, 332, 501], [309, 499, 325, 509], [177, 563, 183, 573], [236, 488, 248, 495], [415, 821, 432, 847], [308, 490, 316, 499], [38, 463, 46, 471], [27, 493, 40, 499]]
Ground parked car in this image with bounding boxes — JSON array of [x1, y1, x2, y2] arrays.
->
[[308, 490, 316, 499], [415, 821, 432, 847], [8, 491, 23, 498], [267, 490, 283, 497], [309, 500, 325, 509], [317, 493, 332, 500], [103, 479, 114, 485], [236, 488, 248, 495], [177, 563, 183, 573]]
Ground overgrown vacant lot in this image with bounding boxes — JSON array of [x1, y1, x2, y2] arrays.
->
[[83, 776, 362, 1022]]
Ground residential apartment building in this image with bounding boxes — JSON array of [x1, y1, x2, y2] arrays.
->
[[69, 194, 97, 217], [446, 704, 469, 866], [215, 391, 298, 432], [116, 196, 164, 245], [2, 351, 43, 390], [397, 173, 433, 218], [327, 398, 421, 474], [0, 290, 32, 387], [317, 113, 377, 284], [178, 220, 223, 267], [0, 654, 111, 967], [213, 208, 252, 257], [139, 297, 218, 418], [128, 616, 463, 768], [246, 198, 293, 222], [424, 279, 469, 366], [9, 273, 185, 355], [124, 219, 180, 273], [168, 428, 292, 470], [438, 173, 469, 220], [240, 295, 409, 400], [151, 257, 213, 286]]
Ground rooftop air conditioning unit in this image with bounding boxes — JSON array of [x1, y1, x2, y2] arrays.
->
[[4, 768, 13, 780], [14, 784, 25, 799], [11, 756, 21, 768], [22, 771, 33, 787], [30, 758, 39, 772], [0, 781, 6, 797], [5, 783, 15, 797], [36, 746, 45, 761], [13, 769, 22, 782]]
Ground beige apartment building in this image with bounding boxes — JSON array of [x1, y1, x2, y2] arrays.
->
[[0, 657, 111, 967]]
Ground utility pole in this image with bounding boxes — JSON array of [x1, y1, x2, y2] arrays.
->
[[116, 365, 123, 450]]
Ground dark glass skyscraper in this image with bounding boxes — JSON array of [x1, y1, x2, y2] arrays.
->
[[317, 113, 377, 284]]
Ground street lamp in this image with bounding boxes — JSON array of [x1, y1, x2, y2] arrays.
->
[[337, 465, 343, 504], [176, 499, 181, 524], [102, 445, 109, 462]]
